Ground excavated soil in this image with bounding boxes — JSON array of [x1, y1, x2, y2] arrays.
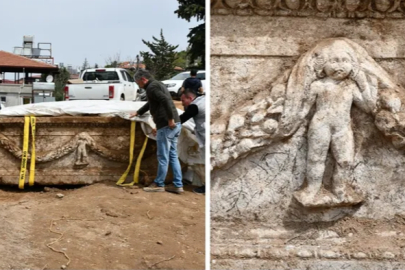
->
[[0, 182, 205, 270]]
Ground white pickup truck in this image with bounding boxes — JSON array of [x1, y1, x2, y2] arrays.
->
[[64, 68, 139, 101]]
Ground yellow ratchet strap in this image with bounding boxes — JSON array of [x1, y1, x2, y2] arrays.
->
[[116, 121, 149, 186], [19, 116, 30, 189], [29, 116, 36, 186], [116, 121, 136, 186], [133, 136, 148, 184]]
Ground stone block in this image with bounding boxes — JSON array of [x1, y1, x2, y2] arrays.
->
[[0, 116, 173, 186]]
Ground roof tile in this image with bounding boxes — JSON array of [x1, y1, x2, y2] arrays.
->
[[0, 50, 57, 69]]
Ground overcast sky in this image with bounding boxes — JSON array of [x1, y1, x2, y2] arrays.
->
[[0, 0, 199, 69]]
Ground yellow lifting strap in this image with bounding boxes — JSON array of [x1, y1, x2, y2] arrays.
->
[[116, 121, 148, 186], [19, 116, 36, 189], [29, 116, 36, 186], [116, 121, 136, 186], [133, 136, 148, 184]]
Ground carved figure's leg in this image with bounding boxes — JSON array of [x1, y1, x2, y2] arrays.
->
[[304, 122, 331, 198], [82, 146, 89, 164], [331, 125, 354, 199], [75, 147, 81, 165]]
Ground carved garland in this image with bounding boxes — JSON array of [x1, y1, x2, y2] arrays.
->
[[211, 0, 405, 18], [0, 132, 130, 163]]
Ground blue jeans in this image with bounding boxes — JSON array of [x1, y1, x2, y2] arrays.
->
[[154, 123, 183, 187]]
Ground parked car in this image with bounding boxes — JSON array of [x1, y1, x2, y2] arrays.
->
[[64, 68, 139, 101], [162, 70, 206, 99], [135, 88, 147, 101]]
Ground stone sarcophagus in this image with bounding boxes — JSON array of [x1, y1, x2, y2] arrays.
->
[[0, 116, 161, 187]]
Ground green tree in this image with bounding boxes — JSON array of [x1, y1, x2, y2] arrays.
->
[[54, 68, 70, 101], [175, 0, 205, 68], [173, 50, 188, 69], [94, 63, 99, 68], [140, 29, 179, 80]]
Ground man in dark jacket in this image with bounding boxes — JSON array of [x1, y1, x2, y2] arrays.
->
[[129, 69, 183, 194]]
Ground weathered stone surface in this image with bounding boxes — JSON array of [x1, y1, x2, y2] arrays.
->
[[316, 230, 340, 240], [211, 8, 405, 267], [296, 249, 312, 258], [212, 38, 405, 217], [319, 250, 340, 259], [211, 17, 405, 58], [227, 114, 245, 132], [211, 259, 405, 270], [211, 57, 287, 119], [0, 116, 171, 186], [211, 0, 405, 19], [353, 252, 368, 259], [211, 16, 405, 119], [382, 252, 396, 259]]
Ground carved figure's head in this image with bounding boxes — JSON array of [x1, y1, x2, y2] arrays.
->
[[78, 133, 87, 140], [313, 41, 359, 81], [323, 51, 353, 80]]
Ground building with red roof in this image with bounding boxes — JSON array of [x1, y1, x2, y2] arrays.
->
[[0, 50, 59, 106]]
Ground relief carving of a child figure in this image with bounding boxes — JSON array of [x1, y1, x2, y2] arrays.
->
[[291, 42, 377, 207], [75, 133, 90, 166], [211, 38, 404, 207]]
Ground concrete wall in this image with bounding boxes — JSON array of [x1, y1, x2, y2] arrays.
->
[[0, 84, 33, 107]]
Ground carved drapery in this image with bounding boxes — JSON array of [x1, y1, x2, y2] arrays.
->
[[0, 132, 131, 163]]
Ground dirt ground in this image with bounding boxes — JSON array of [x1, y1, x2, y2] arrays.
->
[[0, 181, 205, 270]]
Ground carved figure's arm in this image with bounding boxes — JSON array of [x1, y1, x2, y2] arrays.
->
[[353, 85, 372, 113], [300, 82, 318, 120], [281, 82, 317, 136], [353, 72, 378, 114]]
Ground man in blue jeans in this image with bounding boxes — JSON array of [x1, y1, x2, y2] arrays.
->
[[129, 69, 183, 194]]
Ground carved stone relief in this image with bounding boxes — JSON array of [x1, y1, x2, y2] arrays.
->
[[211, 0, 405, 18], [0, 131, 131, 164], [0, 117, 160, 186], [211, 38, 405, 208], [75, 133, 91, 166]]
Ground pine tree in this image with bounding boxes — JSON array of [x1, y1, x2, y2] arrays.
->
[[140, 29, 179, 80], [173, 50, 189, 69]]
